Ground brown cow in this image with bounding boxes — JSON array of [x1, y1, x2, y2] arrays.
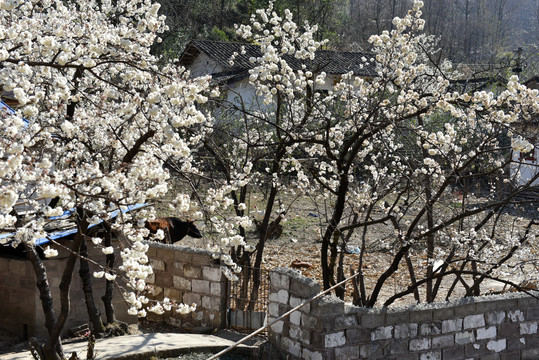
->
[[144, 217, 202, 244]]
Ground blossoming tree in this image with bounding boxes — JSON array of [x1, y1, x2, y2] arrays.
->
[[0, 0, 211, 359], [195, 0, 539, 307]]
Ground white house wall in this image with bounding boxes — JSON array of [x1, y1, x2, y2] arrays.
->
[[511, 138, 539, 187], [188, 52, 224, 78]]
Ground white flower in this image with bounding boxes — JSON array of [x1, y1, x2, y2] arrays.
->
[[105, 273, 117, 281], [43, 246, 58, 258], [93, 271, 105, 278], [102, 246, 114, 255]]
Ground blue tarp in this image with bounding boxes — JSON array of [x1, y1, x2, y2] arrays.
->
[[0, 100, 30, 125], [0, 203, 147, 246]]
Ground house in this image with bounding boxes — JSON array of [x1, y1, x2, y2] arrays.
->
[[178, 40, 376, 105], [510, 76, 539, 189]]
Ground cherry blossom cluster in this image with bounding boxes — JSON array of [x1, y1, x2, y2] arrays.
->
[[0, 0, 214, 317]]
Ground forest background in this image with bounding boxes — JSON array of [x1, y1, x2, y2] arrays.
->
[[153, 0, 539, 76]]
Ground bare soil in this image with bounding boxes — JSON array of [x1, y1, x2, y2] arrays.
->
[[178, 191, 538, 307]]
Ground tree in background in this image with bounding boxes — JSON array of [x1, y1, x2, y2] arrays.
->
[[195, 0, 538, 307]]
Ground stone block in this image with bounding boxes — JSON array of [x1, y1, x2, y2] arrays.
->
[[303, 348, 324, 360], [527, 333, 539, 347], [498, 322, 518, 338], [270, 271, 290, 292], [346, 328, 370, 344], [335, 346, 359, 360], [281, 336, 301, 358], [145, 245, 157, 256], [173, 276, 191, 291], [276, 289, 289, 304], [507, 337, 525, 352], [420, 321, 442, 336], [420, 351, 441, 360], [500, 351, 522, 360], [442, 346, 465, 359], [394, 323, 418, 338], [163, 288, 182, 301], [465, 343, 489, 358], [191, 253, 210, 266], [325, 331, 346, 348], [269, 303, 280, 317], [201, 295, 211, 309], [150, 259, 165, 271], [359, 311, 385, 327], [463, 314, 485, 329], [202, 267, 221, 282], [455, 330, 474, 345], [174, 250, 192, 263], [310, 332, 324, 348], [146, 273, 155, 284], [442, 318, 463, 333], [290, 296, 309, 312], [183, 264, 201, 278], [156, 272, 173, 287], [155, 247, 174, 260], [477, 326, 497, 340], [455, 303, 476, 317], [360, 343, 381, 358], [191, 279, 210, 294], [290, 277, 320, 298], [431, 334, 453, 349], [518, 296, 539, 308], [520, 321, 538, 335], [182, 292, 201, 306], [371, 325, 393, 341], [311, 296, 344, 315], [522, 348, 539, 360], [335, 315, 358, 330], [496, 298, 518, 310], [409, 338, 430, 351], [210, 281, 224, 296], [480, 354, 501, 360], [271, 320, 284, 333], [289, 324, 302, 340], [384, 339, 408, 355], [172, 261, 184, 276], [411, 309, 433, 322], [386, 309, 410, 324], [432, 306, 455, 320], [476, 300, 498, 312], [290, 311, 301, 326], [486, 311, 505, 325], [508, 309, 524, 322], [526, 306, 539, 320], [302, 314, 318, 329], [486, 339, 506, 353]]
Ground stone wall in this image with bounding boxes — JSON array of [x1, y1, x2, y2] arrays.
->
[[0, 241, 135, 339], [145, 242, 227, 330], [268, 267, 539, 360]]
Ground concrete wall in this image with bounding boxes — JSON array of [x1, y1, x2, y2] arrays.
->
[[145, 242, 227, 330], [0, 240, 135, 339], [268, 267, 539, 360]]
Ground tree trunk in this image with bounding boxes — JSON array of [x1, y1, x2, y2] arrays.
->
[[42, 226, 84, 360], [79, 235, 106, 335], [101, 222, 117, 324], [23, 242, 64, 360]]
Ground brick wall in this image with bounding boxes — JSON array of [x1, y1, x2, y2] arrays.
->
[[0, 241, 135, 339], [145, 242, 227, 329], [268, 267, 539, 360]]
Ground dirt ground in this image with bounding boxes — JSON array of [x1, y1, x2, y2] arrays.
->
[[178, 191, 539, 308]]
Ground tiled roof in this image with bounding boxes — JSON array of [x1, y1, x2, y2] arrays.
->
[[179, 40, 376, 78]]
